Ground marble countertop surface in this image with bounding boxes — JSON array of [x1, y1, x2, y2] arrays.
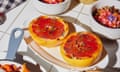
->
[[0, 0, 120, 72]]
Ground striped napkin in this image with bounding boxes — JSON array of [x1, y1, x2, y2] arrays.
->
[[0, 0, 26, 13]]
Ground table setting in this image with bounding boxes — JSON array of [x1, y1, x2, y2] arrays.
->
[[0, 0, 120, 72]]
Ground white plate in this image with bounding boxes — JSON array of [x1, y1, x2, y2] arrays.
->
[[24, 23, 109, 71], [0, 52, 47, 72]]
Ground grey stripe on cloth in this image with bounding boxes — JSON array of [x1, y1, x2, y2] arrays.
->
[[0, 0, 26, 13]]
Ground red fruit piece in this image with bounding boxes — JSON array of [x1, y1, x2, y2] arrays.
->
[[43, 0, 57, 4]]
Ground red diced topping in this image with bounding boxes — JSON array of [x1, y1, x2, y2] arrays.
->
[[93, 6, 120, 28]]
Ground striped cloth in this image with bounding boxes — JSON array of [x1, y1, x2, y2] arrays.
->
[[0, 0, 26, 13]]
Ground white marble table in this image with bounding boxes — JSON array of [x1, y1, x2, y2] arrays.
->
[[0, 0, 120, 72]]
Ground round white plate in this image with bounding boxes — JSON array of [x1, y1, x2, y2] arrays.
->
[[0, 52, 46, 72]]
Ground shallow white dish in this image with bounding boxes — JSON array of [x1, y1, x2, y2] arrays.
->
[[0, 52, 47, 72], [89, 0, 120, 40], [32, 0, 71, 15], [24, 23, 109, 71]]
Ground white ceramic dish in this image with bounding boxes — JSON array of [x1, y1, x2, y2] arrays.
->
[[32, 0, 71, 15], [0, 52, 46, 72], [24, 23, 109, 71], [89, 0, 120, 40]]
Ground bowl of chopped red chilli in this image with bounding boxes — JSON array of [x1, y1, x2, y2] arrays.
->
[[89, 0, 120, 39]]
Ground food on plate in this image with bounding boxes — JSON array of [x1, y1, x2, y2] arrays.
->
[[0, 64, 21, 72], [22, 63, 30, 72], [0, 63, 30, 72], [29, 16, 69, 47], [60, 32, 103, 67], [93, 6, 120, 28], [39, 0, 64, 4]]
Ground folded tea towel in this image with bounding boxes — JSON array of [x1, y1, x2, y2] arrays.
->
[[0, 0, 26, 25], [0, 0, 26, 13]]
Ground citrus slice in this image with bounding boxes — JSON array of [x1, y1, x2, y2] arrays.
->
[[61, 32, 103, 67], [29, 16, 69, 47]]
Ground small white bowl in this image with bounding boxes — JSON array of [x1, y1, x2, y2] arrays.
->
[[32, 0, 71, 15], [89, 0, 120, 40]]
